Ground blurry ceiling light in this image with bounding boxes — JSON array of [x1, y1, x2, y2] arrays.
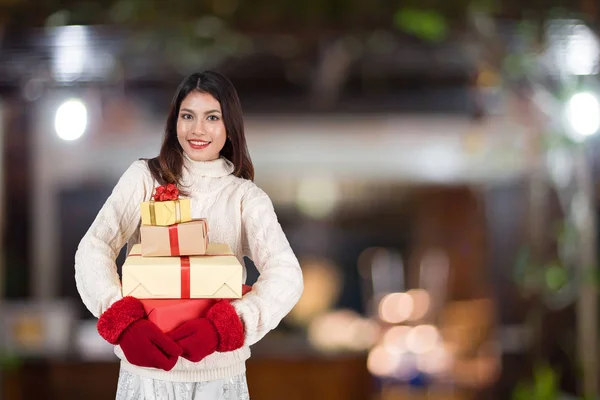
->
[[307, 312, 343, 352], [296, 176, 339, 219], [367, 345, 400, 377], [346, 318, 381, 352], [565, 24, 600, 76], [55, 98, 87, 141], [416, 146, 463, 182], [52, 25, 88, 82], [307, 309, 381, 353], [405, 325, 440, 354], [566, 92, 600, 139], [406, 289, 431, 321], [546, 21, 600, 76], [382, 325, 411, 355], [379, 293, 414, 324], [307, 310, 361, 352]]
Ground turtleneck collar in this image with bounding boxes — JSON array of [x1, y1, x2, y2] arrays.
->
[[183, 153, 235, 178]]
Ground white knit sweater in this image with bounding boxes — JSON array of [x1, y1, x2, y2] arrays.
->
[[74, 155, 304, 382]]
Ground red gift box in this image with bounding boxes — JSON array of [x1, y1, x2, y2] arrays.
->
[[140, 284, 252, 332]]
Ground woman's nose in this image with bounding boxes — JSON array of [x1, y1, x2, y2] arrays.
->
[[192, 120, 206, 135]]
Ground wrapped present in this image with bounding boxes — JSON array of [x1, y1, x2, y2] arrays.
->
[[122, 243, 242, 299], [140, 219, 208, 257], [141, 285, 252, 332], [141, 184, 192, 226], [140, 199, 192, 226]]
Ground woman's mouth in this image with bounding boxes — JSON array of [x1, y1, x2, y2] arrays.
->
[[188, 140, 211, 150]]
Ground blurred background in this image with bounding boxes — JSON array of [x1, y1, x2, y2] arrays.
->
[[0, 0, 599, 399]]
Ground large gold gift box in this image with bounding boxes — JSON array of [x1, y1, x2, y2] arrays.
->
[[122, 243, 242, 299], [140, 219, 208, 257], [140, 199, 192, 226]]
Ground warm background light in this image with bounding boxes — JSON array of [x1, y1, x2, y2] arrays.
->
[[378, 292, 414, 324]]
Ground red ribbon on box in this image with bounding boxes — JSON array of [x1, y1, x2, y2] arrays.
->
[[168, 225, 181, 256], [166, 220, 208, 257], [180, 256, 190, 298]]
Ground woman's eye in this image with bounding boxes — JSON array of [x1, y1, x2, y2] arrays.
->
[[181, 113, 193, 120], [207, 115, 220, 121]]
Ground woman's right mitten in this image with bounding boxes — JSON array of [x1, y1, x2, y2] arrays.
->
[[97, 296, 182, 371]]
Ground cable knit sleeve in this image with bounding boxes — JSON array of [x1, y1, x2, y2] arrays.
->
[[232, 184, 304, 346], [74, 160, 152, 318]]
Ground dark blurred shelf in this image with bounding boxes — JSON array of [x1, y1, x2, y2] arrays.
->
[[2, 354, 372, 400]]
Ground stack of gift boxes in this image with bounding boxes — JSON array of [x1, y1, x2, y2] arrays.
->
[[121, 184, 250, 333]]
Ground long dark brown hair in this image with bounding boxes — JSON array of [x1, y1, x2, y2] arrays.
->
[[145, 71, 254, 189]]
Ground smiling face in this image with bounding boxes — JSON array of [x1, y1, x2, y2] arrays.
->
[[176, 91, 227, 161]]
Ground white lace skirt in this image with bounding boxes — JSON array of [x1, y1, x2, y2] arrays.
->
[[115, 369, 250, 400]]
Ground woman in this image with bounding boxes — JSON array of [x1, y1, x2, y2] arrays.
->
[[75, 70, 304, 399]]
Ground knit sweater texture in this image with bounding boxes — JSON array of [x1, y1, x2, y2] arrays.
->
[[74, 155, 304, 382]]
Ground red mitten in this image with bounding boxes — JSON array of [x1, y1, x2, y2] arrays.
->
[[167, 300, 245, 362], [167, 318, 218, 362], [119, 319, 182, 371], [98, 296, 183, 371]]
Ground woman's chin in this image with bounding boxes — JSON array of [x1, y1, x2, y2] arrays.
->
[[184, 149, 219, 162]]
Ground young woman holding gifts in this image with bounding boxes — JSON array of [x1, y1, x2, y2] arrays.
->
[[74, 70, 304, 400]]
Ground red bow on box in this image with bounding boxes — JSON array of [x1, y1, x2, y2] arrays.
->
[[153, 184, 179, 201]]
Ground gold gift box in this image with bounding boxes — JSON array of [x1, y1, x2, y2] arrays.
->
[[140, 199, 192, 226], [122, 243, 242, 299]]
